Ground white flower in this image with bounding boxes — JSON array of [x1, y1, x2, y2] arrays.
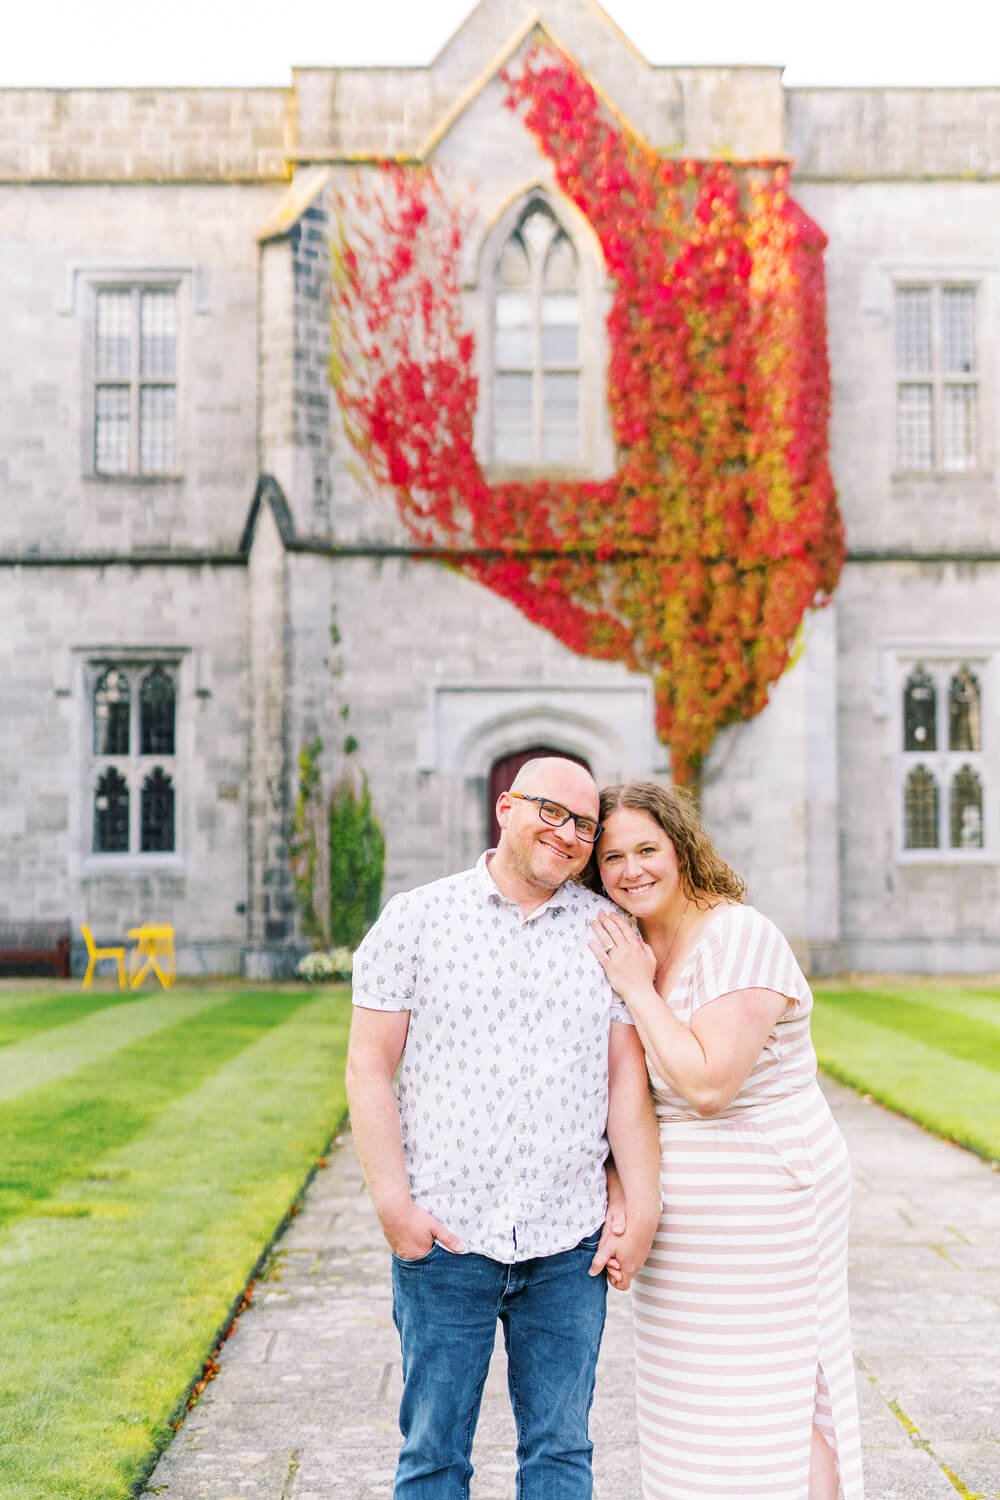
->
[[296, 947, 354, 982]]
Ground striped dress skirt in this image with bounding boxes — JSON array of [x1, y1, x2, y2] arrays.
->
[[632, 1081, 864, 1499]]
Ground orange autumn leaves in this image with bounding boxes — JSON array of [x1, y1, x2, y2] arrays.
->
[[330, 47, 844, 783]]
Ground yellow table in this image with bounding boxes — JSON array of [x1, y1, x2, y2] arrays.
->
[[127, 924, 176, 990]]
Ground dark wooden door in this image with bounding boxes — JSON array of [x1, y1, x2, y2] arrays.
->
[[487, 746, 591, 847]]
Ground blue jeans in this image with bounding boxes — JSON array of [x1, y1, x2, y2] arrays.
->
[[390, 1232, 607, 1499]]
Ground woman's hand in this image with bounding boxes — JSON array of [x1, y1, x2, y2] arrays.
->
[[589, 910, 657, 1002]]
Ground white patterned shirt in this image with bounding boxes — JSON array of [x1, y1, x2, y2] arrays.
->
[[351, 852, 635, 1263]]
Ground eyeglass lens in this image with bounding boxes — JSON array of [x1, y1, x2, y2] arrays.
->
[[538, 799, 599, 841]]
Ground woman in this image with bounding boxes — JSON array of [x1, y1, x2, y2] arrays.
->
[[589, 782, 864, 1500]]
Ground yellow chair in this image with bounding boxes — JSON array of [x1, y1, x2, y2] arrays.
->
[[127, 924, 176, 989], [80, 924, 127, 989]]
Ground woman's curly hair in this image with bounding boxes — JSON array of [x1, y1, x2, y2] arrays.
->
[[592, 781, 746, 905]]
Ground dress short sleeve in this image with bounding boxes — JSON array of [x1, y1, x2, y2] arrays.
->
[[351, 891, 420, 1012], [691, 904, 811, 1015]]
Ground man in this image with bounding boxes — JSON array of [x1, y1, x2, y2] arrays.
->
[[347, 756, 661, 1498]]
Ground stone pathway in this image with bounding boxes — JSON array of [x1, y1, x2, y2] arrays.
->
[[142, 1079, 1000, 1500]]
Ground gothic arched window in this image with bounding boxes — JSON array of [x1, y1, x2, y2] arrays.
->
[[93, 668, 131, 755], [903, 666, 936, 752], [950, 765, 983, 849], [898, 655, 989, 859], [903, 766, 939, 849], [141, 768, 175, 853], [494, 202, 580, 466], [948, 666, 981, 752], [94, 767, 130, 853], [88, 659, 180, 857], [140, 666, 176, 755]]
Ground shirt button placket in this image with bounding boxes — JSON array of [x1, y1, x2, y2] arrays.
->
[[511, 922, 535, 1255]]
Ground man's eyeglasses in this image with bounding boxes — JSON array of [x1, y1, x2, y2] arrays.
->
[[509, 792, 603, 844]]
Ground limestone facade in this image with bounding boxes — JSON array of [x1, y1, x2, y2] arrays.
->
[[2, 0, 998, 974]]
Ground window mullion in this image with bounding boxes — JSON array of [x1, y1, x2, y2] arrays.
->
[[130, 290, 142, 474], [532, 257, 543, 465]]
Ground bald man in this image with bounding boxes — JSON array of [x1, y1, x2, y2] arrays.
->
[[347, 758, 660, 1499]]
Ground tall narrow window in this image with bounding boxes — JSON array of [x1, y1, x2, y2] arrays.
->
[[89, 660, 180, 856], [904, 766, 939, 849], [493, 203, 580, 467], [950, 766, 983, 849], [898, 656, 989, 858], [903, 667, 936, 751], [140, 667, 176, 755], [93, 669, 131, 755], [141, 769, 176, 853], [949, 667, 981, 752], [94, 767, 130, 853], [94, 286, 178, 476], [895, 284, 977, 473]]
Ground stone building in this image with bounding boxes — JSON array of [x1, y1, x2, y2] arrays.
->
[[2, 0, 998, 976]]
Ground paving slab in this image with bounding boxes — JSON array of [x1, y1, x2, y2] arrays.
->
[[141, 1078, 1000, 1499]]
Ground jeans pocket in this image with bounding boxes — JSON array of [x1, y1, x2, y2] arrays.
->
[[577, 1230, 602, 1252], [391, 1242, 441, 1266]]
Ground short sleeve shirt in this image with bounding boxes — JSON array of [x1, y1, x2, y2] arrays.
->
[[650, 903, 818, 1122], [351, 852, 635, 1263]]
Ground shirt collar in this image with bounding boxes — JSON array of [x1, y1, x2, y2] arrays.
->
[[475, 849, 582, 913]]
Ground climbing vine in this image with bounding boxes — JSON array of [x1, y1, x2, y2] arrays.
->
[[290, 610, 386, 952], [330, 45, 843, 783]]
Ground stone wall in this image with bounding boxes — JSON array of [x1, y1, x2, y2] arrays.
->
[[796, 178, 1000, 560], [0, 181, 280, 556], [4, 0, 1000, 974], [835, 559, 1000, 971], [0, 563, 250, 973], [0, 88, 291, 181], [789, 88, 1000, 179], [295, 0, 785, 163]]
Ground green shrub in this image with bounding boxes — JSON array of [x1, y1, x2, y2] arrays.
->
[[328, 775, 385, 949]]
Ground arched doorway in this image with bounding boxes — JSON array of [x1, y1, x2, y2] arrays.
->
[[487, 746, 591, 847]]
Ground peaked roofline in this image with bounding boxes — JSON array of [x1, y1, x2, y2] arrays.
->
[[424, 15, 657, 159], [427, 0, 650, 71], [257, 167, 329, 243], [239, 474, 297, 555]]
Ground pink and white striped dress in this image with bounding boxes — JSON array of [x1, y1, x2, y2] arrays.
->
[[632, 903, 864, 1500]]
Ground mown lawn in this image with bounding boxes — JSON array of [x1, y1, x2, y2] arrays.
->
[[0, 982, 351, 1500], [812, 980, 1000, 1162]]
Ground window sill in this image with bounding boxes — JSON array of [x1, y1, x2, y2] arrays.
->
[[81, 853, 185, 875], [891, 470, 991, 484], [896, 849, 995, 865], [485, 462, 596, 483], [84, 473, 185, 485]]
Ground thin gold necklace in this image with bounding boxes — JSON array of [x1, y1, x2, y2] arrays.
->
[[653, 898, 690, 985]]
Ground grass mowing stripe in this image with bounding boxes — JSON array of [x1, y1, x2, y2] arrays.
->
[[0, 987, 351, 1500], [0, 987, 230, 1104], [0, 990, 145, 1047], [812, 998, 1000, 1160], [816, 990, 1000, 1073], [0, 989, 316, 1228], [0, 989, 71, 1014], [814, 981, 1000, 1028]]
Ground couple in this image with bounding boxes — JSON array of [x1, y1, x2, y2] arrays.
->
[[347, 757, 864, 1500]]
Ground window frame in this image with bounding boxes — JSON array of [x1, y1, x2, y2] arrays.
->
[[473, 188, 616, 482], [83, 653, 185, 868], [492, 202, 582, 468], [82, 274, 185, 482], [894, 281, 980, 477], [894, 651, 993, 864]]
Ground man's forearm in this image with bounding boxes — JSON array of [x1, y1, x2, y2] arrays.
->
[[606, 1031, 662, 1231], [346, 1062, 413, 1218], [607, 1100, 660, 1227]]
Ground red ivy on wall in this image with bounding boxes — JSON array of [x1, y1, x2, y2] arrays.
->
[[330, 46, 844, 784]]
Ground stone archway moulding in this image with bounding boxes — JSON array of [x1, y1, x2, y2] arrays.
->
[[418, 680, 666, 872]]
